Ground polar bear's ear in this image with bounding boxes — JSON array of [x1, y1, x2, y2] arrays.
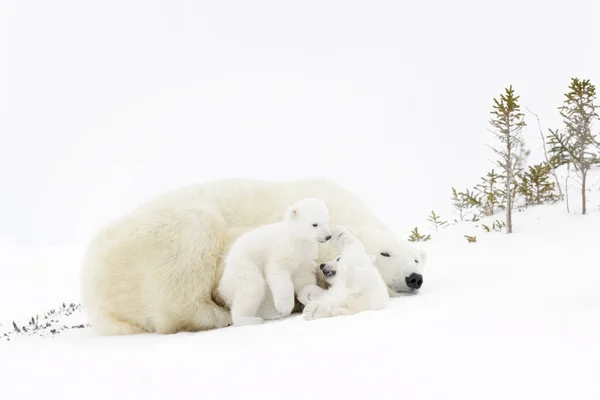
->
[[285, 206, 298, 220], [368, 254, 377, 264], [330, 225, 342, 238]]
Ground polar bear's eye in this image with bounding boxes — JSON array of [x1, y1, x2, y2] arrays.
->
[[380, 252, 390, 257], [414, 259, 419, 264], [336, 256, 341, 261], [312, 223, 318, 227]]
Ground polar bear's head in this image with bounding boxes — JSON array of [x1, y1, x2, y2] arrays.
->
[[285, 198, 332, 243], [357, 229, 428, 296], [328, 224, 359, 249], [319, 252, 377, 286]]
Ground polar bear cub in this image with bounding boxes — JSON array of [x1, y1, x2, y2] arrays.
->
[[302, 225, 389, 320], [217, 198, 332, 327]]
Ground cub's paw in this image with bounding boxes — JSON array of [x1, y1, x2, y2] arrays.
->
[[302, 302, 319, 321], [297, 285, 324, 305]]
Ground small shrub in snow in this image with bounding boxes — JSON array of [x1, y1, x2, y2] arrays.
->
[[473, 169, 505, 217], [408, 227, 431, 242], [0, 302, 90, 342], [464, 235, 477, 243], [427, 210, 448, 232], [516, 162, 561, 207], [451, 187, 482, 222], [482, 220, 505, 233]]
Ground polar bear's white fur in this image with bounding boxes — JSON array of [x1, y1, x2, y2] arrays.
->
[[80, 177, 428, 335], [218, 198, 332, 326], [302, 226, 389, 320]]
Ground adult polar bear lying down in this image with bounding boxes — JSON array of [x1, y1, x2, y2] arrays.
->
[[81, 177, 427, 335]]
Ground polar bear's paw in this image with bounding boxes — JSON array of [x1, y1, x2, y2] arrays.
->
[[273, 293, 295, 318], [302, 302, 320, 321], [297, 285, 325, 305]]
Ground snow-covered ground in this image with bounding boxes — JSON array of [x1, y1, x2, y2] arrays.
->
[[1, 168, 599, 399]]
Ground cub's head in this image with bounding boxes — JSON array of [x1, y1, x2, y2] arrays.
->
[[319, 253, 377, 285], [328, 225, 358, 249], [285, 198, 332, 243]]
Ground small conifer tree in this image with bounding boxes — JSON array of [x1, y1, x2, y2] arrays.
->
[[408, 227, 431, 242], [547, 78, 600, 215], [457, 188, 482, 218], [517, 162, 560, 206], [474, 169, 504, 216], [488, 85, 527, 233], [516, 171, 533, 207], [450, 187, 468, 222], [427, 210, 448, 232]]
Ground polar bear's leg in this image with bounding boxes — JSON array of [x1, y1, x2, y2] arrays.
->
[[147, 207, 233, 333], [293, 263, 325, 305], [92, 310, 147, 336], [152, 299, 232, 334], [227, 261, 267, 326], [302, 286, 352, 320], [296, 285, 325, 305], [265, 265, 295, 317], [329, 307, 353, 317], [303, 302, 353, 320]]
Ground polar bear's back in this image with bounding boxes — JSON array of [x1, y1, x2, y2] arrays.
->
[[130, 177, 388, 231]]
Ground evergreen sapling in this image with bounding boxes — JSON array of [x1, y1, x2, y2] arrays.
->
[[488, 85, 527, 233]]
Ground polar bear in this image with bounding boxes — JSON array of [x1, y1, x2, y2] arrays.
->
[[80, 177, 428, 335], [218, 198, 332, 326], [302, 226, 389, 320]]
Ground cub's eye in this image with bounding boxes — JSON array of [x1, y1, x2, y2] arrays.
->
[[380, 252, 390, 257], [336, 256, 341, 261], [312, 223, 318, 227], [414, 259, 419, 264]]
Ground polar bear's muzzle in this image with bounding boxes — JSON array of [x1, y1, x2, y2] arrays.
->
[[388, 274, 424, 294], [319, 262, 337, 278]]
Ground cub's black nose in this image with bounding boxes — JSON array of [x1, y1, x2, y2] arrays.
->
[[323, 269, 336, 277], [325, 235, 332, 241], [405, 273, 423, 289], [319, 263, 326, 270]]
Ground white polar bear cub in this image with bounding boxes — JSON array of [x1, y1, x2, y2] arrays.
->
[[303, 225, 389, 321], [218, 198, 332, 327]]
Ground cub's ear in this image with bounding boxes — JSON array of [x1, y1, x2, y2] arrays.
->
[[368, 254, 377, 264], [285, 206, 298, 220], [331, 225, 343, 239]]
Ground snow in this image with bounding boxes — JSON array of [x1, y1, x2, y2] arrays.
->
[[1, 168, 600, 399], [2, 0, 600, 398]]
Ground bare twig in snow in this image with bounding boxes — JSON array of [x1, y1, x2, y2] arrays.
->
[[524, 105, 564, 199]]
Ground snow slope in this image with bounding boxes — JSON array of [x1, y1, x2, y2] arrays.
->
[[1, 169, 599, 400]]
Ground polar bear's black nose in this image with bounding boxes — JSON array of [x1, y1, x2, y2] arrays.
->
[[319, 263, 326, 270], [325, 235, 332, 241], [405, 273, 423, 289]]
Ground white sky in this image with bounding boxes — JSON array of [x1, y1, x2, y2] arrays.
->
[[1, 0, 599, 248]]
